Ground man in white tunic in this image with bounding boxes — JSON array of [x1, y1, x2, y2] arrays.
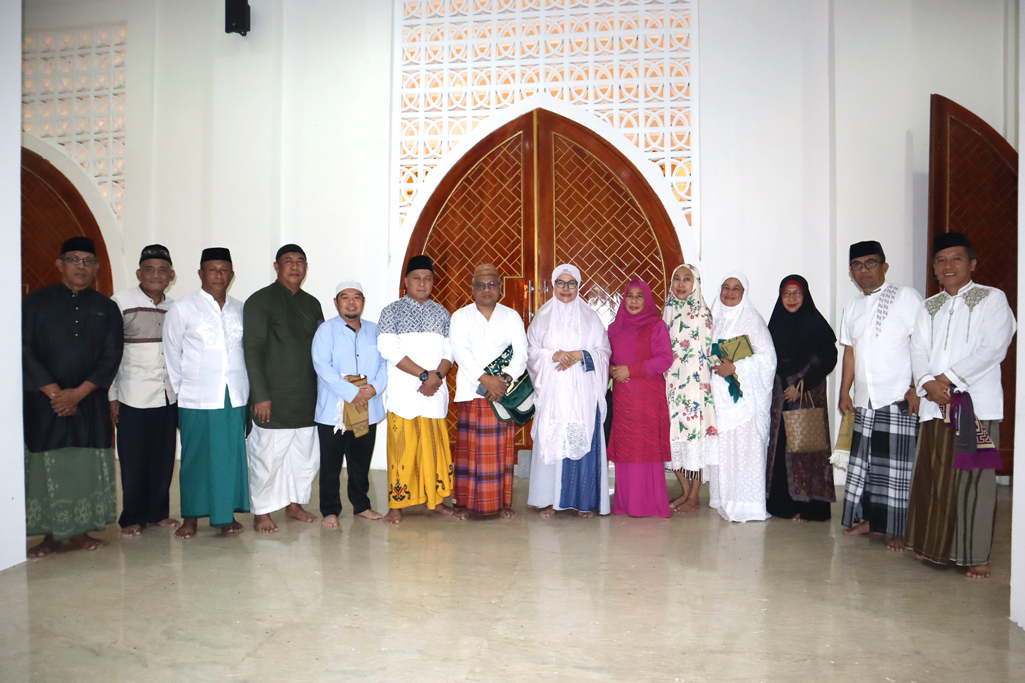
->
[[377, 255, 455, 524], [109, 245, 179, 537], [164, 248, 250, 539], [906, 232, 1016, 579], [838, 240, 923, 551], [449, 263, 528, 520]]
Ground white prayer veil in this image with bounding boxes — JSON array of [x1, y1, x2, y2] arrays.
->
[[527, 264, 611, 465], [711, 272, 753, 341]]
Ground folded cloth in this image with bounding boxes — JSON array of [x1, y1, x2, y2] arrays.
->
[[334, 375, 370, 438], [482, 344, 535, 425], [829, 411, 856, 471], [711, 337, 751, 403], [943, 390, 999, 471]]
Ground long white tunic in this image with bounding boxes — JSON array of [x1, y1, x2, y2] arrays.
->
[[163, 289, 248, 410], [449, 302, 528, 403], [911, 282, 1016, 423]]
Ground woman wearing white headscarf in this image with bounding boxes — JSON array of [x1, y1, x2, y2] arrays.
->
[[707, 273, 776, 522], [526, 264, 612, 517]]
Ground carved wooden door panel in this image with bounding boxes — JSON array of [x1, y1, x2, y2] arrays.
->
[[22, 148, 114, 297], [927, 94, 1017, 474], [403, 109, 685, 450]]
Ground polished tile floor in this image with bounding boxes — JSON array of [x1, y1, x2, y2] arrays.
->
[[1, 467, 1023, 683]]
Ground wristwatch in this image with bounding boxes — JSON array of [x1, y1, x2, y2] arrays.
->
[[418, 370, 430, 382]]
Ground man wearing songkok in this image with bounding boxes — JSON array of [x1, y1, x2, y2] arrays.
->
[[906, 232, 1016, 579], [109, 244, 180, 537], [23, 237, 124, 557], [164, 248, 250, 539], [449, 264, 528, 520], [313, 280, 388, 527], [377, 254, 455, 524], [838, 240, 923, 551], [243, 244, 324, 532]]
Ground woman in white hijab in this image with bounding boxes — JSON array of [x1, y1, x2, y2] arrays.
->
[[526, 264, 612, 517], [707, 273, 776, 522]]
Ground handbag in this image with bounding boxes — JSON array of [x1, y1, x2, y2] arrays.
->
[[782, 380, 830, 454]]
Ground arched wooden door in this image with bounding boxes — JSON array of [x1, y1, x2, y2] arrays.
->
[[927, 94, 1017, 474], [402, 109, 686, 449], [22, 147, 114, 297]]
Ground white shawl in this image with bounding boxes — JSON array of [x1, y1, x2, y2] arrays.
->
[[527, 264, 611, 465], [710, 272, 777, 436]]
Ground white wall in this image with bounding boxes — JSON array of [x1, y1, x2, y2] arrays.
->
[[0, 0, 25, 572], [1011, 0, 1025, 633]]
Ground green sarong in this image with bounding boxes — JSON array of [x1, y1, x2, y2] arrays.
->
[[25, 447, 117, 541], [179, 389, 250, 526]]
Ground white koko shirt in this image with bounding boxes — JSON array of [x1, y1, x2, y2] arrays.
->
[[109, 285, 176, 408], [911, 281, 1017, 423], [838, 282, 923, 410], [163, 288, 249, 410], [377, 296, 453, 420], [449, 302, 528, 403]]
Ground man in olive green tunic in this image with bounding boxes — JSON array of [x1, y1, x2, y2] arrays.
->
[[244, 244, 325, 532]]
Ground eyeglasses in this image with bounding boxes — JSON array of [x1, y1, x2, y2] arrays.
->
[[62, 255, 99, 266], [554, 280, 578, 289], [473, 280, 500, 291], [850, 259, 880, 271]]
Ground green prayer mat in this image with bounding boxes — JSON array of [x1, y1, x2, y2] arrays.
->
[[25, 447, 117, 541]]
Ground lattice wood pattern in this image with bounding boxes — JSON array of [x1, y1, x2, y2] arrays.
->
[[22, 148, 113, 297], [928, 94, 1018, 473], [422, 133, 527, 446], [552, 133, 665, 324]]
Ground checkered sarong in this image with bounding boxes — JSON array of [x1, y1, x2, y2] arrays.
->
[[453, 398, 515, 516], [841, 403, 919, 537]]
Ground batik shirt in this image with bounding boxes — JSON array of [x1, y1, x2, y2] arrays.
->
[[377, 296, 453, 420]]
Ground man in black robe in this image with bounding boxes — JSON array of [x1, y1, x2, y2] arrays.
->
[[23, 236, 124, 557]]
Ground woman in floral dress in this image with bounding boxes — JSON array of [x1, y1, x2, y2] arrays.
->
[[662, 264, 718, 513]]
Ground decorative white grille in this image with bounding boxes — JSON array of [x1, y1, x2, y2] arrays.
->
[[22, 26, 127, 221], [397, 0, 694, 227]]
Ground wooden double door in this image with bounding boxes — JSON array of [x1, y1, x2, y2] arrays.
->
[[402, 109, 685, 448]]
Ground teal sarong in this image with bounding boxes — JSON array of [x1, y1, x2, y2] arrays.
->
[[179, 389, 250, 526], [25, 447, 117, 541]]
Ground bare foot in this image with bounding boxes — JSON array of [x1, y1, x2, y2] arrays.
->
[[678, 494, 701, 514], [500, 507, 517, 519], [967, 563, 991, 579], [222, 520, 244, 535], [321, 514, 339, 528], [121, 524, 143, 537], [175, 518, 198, 540], [792, 514, 806, 523], [382, 509, 403, 525], [254, 514, 279, 533], [356, 509, 383, 521], [669, 494, 688, 511], [576, 510, 595, 518], [27, 536, 58, 558], [539, 506, 555, 519], [885, 536, 908, 552], [431, 504, 455, 517], [68, 534, 105, 551], [842, 520, 879, 537], [155, 518, 181, 528], [913, 553, 926, 561], [285, 503, 317, 523], [453, 509, 471, 521]]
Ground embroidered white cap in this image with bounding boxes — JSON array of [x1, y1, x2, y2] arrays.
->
[[334, 280, 364, 296]]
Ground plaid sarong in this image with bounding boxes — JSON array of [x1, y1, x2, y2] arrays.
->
[[841, 403, 919, 537], [453, 398, 515, 516]]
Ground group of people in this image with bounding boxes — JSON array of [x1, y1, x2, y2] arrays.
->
[[22, 232, 1016, 578]]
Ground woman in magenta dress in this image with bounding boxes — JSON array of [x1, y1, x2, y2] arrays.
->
[[608, 279, 674, 518]]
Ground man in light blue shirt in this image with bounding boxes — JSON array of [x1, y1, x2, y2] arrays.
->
[[312, 280, 388, 526]]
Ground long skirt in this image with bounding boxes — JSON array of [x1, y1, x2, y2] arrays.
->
[[528, 406, 611, 514], [707, 421, 769, 523], [612, 462, 671, 518], [179, 390, 250, 526], [840, 403, 918, 537], [246, 425, 320, 515], [25, 446, 117, 541], [905, 419, 999, 566], [453, 399, 515, 516], [386, 413, 453, 510]]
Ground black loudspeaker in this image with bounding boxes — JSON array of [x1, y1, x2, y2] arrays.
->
[[225, 0, 250, 36]]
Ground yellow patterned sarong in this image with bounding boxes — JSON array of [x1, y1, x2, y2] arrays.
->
[[386, 413, 453, 509]]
